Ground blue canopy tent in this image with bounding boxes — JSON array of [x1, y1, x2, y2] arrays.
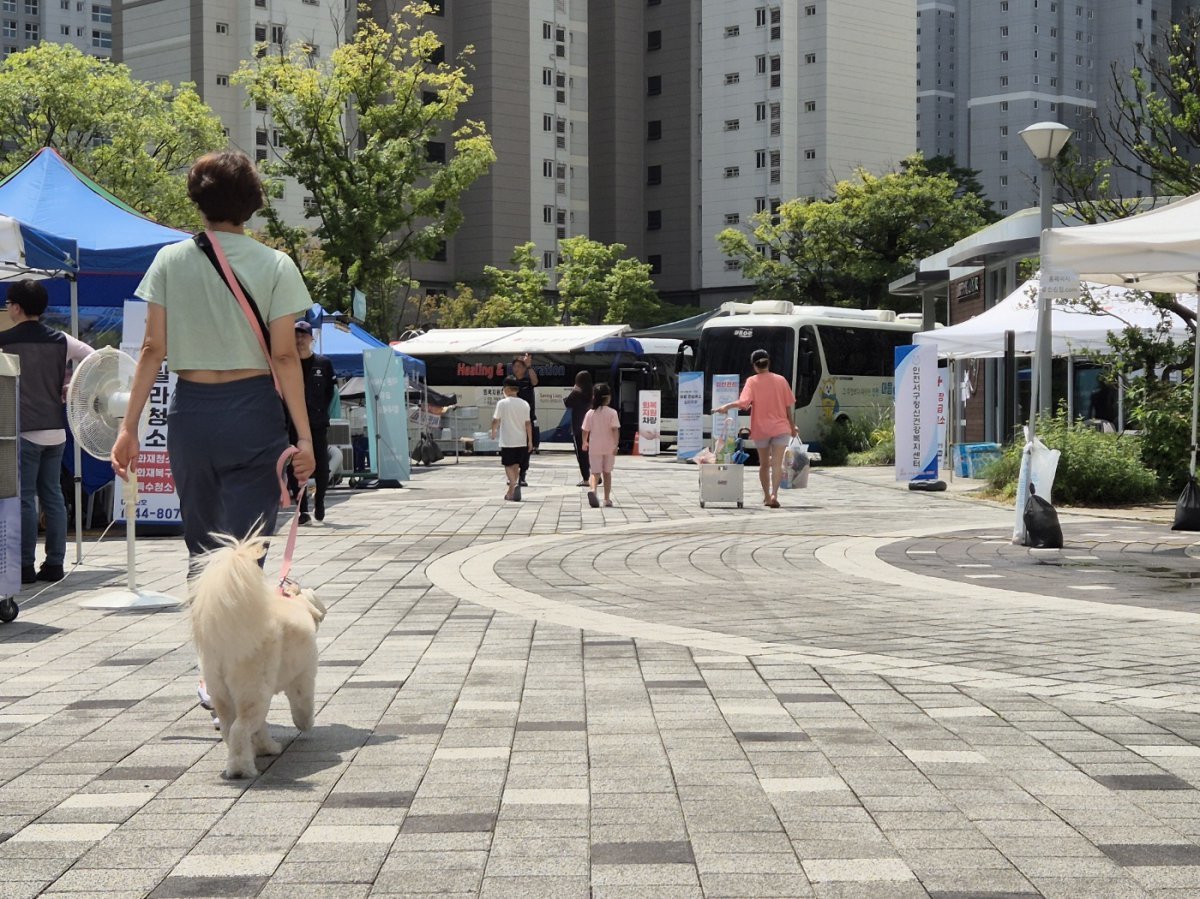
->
[[0, 148, 189, 324]]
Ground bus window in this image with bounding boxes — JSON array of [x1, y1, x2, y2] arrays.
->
[[818, 326, 913, 377], [796, 325, 821, 408], [696, 326, 795, 407]]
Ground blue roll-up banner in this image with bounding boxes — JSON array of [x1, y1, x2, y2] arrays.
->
[[676, 371, 704, 460], [895, 344, 940, 481], [363, 347, 410, 482]]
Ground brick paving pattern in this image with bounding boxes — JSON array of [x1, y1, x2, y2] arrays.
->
[[1, 455, 1200, 897]]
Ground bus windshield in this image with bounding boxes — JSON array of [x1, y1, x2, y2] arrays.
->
[[697, 326, 795, 405]]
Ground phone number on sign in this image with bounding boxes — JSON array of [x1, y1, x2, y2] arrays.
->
[[129, 506, 181, 521]]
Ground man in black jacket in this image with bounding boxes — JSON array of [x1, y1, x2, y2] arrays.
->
[[292, 321, 335, 524], [0, 280, 93, 583]]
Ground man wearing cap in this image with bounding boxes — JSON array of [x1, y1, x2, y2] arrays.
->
[[292, 320, 335, 523]]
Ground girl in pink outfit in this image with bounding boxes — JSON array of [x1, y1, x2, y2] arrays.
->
[[582, 383, 620, 507], [714, 349, 798, 508]]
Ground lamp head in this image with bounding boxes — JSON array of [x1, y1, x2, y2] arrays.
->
[[1019, 121, 1074, 162]]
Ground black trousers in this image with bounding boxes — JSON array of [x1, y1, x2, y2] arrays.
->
[[571, 428, 590, 480], [519, 418, 538, 479], [288, 425, 329, 517]]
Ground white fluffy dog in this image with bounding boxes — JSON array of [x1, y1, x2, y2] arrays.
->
[[189, 534, 325, 779]]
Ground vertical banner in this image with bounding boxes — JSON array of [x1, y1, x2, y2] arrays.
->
[[711, 374, 740, 461], [363, 347, 410, 483], [676, 371, 705, 460], [936, 366, 948, 460], [114, 300, 180, 524], [894, 344, 940, 481], [638, 389, 661, 456]]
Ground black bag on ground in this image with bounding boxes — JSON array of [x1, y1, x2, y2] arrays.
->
[[1023, 486, 1063, 549], [1172, 476, 1200, 531], [412, 434, 444, 466]]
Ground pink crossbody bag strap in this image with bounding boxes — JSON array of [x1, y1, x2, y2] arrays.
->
[[204, 230, 282, 395]]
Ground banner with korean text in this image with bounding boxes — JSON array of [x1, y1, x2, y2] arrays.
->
[[363, 346, 410, 482], [711, 374, 740, 461], [676, 371, 704, 460], [114, 300, 181, 524], [895, 343, 940, 481], [638, 389, 661, 455]]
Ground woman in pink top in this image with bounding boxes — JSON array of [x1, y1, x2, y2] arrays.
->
[[714, 349, 797, 508]]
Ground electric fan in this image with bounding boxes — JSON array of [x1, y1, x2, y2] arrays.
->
[[66, 347, 179, 611]]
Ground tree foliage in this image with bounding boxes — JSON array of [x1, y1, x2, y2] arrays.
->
[[0, 42, 225, 228], [717, 155, 989, 309], [476, 243, 554, 326], [235, 1, 495, 336], [557, 236, 662, 326]]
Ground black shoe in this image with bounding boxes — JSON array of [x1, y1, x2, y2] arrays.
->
[[298, 513, 311, 525], [314, 504, 325, 522], [518, 479, 528, 487], [21, 565, 37, 585], [36, 564, 64, 583], [587, 491, 600, 509], [512, 485, 522, 502]]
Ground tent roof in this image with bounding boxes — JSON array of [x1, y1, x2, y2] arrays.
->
[[913, 279, 1191, 358], [628, 309, 724, 341], [395, 324, 628, 355], [0, 148, 187, 274], [314, 318, 427, 379], [1042, 193, 1200, 293]]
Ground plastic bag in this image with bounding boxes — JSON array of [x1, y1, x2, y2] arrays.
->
[[1023, 486, 1063, 549], [780, 436, 810, 489], [691, 447, 717, 465], [1173, 476, 1200, 531]]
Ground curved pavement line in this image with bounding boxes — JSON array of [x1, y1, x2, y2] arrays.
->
[[426, 517, 1200, 709]]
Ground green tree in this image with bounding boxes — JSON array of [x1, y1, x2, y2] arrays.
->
[[475, 242, 555, 326], [0, 42, 225, 228], [717, 155, 989, 309], [910, 154, 1000, 223], [557, 236, 663, 325], [235, 1, 495, 336]]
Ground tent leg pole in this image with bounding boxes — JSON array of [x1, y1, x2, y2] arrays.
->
[[71, 276, 82, 565], [1191, 293, 1200, 478], [1067, 356, 1074, 425]]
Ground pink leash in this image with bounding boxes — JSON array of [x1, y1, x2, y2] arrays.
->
[[275, 446, 307, 594]]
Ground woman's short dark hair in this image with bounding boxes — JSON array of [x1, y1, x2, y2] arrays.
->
[[7, 279, 48, 316], [187, 151, 265, 226], [751, 349, 770, 368], [574, 370, 593, 395]]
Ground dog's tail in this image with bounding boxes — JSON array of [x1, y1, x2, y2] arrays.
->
[[188, 532, 275, 661]]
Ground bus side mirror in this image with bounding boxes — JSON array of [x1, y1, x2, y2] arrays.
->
[[798, 351, 816, 378]]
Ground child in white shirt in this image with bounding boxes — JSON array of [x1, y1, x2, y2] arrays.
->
[[491, 377, 533, 502]]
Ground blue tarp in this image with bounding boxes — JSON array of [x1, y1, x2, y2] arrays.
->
[[313, 312, 427, 380], [0, 148, 189, 307]]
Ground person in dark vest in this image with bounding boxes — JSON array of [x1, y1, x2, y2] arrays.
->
[[0, 279, 94, 584], [291, 320, 335, 524]]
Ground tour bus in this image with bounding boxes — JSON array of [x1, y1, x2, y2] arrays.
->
[[696, 300, 924, 446], [400, 331, 682, 451]]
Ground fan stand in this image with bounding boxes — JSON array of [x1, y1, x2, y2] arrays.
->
[[79, 473, 179, 612]]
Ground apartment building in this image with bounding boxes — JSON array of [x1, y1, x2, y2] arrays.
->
[[590, 0, 916, 305], [918, 0, 1183, 216], [114, 0, 347, 224], [2, 0, 112, 58]]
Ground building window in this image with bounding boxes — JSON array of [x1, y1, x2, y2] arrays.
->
[[90, 3, 110, 23], [647, 210, 662, 230], [724, 72, 740, 85], [216, 22, 228, 34], [271, 23, 285, 44], [724, 166, 740, 178], [542, 114, 553, 131], [425, 141, 446, 164], [647, 30, 661, 50], [646, 165, 662, 185], [647, 120, 662, 140], [804, 100, 816, 112], [543, 251, 554, 269], [23, 0, 35, 12], [543, 205, 554, 224], [60, 24, 68, 34], [1000, 26, 1008, 36], [91, 29, 110, 48], [648, 255, 662, 274], [755, 102, 767, 121], [755, 149, 767, 169], [542, 22, 552, 39], [2, 20, 14, 38], [756, 7, 767, 26], [1, 1, 12, 10], [805, 53, 816, 64], [647, 75, 662, 96], [724, 212, 740, 225], [725, 259, 742, 271], [805, 4, 815, 14], [756, 55, 767, 75], [723, 119, 739, 131], [804, 148, 816, 159], [725, 25, 739, 37], [1000, 75, 1008, 86], [23, 22, 36, 39], [543, 159, 554, 177]]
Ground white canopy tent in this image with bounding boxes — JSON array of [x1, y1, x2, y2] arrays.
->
[[396, 325, 629, 355], [914, 279, 1192, 359], [1042, 194, 1200, 479]]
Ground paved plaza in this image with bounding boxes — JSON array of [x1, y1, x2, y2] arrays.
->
[[4, 453, 1200, 898]]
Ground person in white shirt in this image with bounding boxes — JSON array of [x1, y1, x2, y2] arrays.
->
[[490, 376, 533, 502]]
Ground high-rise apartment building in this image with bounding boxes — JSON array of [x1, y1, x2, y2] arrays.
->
[[2, 0, 112, 59], [918, 0, 1183, 216], [114, 0, 347, 224]]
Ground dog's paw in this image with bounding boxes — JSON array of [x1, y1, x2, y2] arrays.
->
[[254, 737, 283, 757], [220, 767, 256, 780]]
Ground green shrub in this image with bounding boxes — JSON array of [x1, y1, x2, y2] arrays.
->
[[983, 413, 1161, 505], [848, 435, 896, 466], [817, 420, 853, 466]]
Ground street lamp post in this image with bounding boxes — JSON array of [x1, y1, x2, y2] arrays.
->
[[1018, 121, 1073, 441]]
